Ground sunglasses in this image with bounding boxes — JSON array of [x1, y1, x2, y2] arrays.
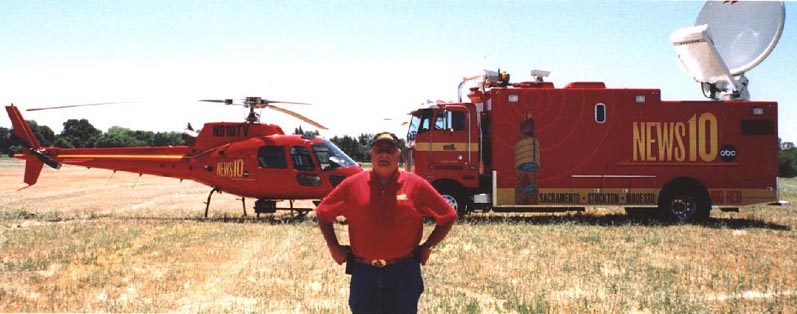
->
[[372, 145, 399, 154]]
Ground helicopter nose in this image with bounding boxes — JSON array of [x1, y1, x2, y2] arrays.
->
[[328, 166, 363, 187], [329, 174, 346, 187]]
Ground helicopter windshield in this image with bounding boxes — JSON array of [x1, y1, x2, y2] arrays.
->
[[312, 141, 358, 171]]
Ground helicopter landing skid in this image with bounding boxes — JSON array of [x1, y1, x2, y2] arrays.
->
[[204, 187, 222, 218], [203, 190, 315, 219], [254, 199, 314, 219]]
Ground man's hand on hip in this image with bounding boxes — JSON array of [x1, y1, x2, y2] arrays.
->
[[417, 246, 432, 265], [328, 244, 349, 265]]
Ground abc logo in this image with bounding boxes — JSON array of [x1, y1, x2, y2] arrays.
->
[[719, 145, 737, 162]]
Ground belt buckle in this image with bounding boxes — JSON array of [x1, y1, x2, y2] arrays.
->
[[370, 259, 387, 267]]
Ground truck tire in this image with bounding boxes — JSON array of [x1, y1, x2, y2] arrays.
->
[[436, 185, 468, 216], [658, 184, 710, 222]]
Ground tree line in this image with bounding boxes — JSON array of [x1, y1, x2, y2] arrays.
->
[[779, 139, 797, 178], [0, 119, 184, 154], [1, 120, 793, 177]]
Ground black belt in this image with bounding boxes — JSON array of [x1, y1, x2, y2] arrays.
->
[[352, 253, 416, 268]]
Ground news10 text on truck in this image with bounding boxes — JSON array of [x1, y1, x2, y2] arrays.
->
[[403, 2, 785, 222]]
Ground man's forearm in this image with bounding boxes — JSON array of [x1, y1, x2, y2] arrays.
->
[[424, 220, 455, 247], [318, 219, 348, 264], [318, 220, 340, 247]]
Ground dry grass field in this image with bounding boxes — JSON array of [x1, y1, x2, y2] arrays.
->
[[1, 158, 796, 313]]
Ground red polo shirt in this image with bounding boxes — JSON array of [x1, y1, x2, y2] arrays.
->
[[316, 170, 457, 260]]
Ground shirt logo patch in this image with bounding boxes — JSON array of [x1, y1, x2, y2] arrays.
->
[[396, 194, 408, 201]]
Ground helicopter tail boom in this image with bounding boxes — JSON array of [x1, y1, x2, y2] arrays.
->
[[5, 105, 61, 185]]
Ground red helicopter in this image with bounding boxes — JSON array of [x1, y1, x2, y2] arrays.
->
[[5, 97, 363, 217]]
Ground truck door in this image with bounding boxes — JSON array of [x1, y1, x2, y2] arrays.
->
[[429, 106, 474, 172]]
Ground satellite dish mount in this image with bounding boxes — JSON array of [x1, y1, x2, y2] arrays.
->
[[671, 1, 785, 101]]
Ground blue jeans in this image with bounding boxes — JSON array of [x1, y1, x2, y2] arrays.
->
[[349, 258, 424, 314]]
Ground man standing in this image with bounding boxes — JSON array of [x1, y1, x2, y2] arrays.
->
[[316, 132, 457, 313]]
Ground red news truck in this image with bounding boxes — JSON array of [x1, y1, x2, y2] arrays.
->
[[404, 71, 779, 221]]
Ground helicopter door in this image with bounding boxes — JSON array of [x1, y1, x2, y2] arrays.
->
[[257, 145, 295, 194], [258, 146, 288, 169], [291, 146, 322, 187]]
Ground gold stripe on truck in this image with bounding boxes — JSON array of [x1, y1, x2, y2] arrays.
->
[[414, 142, 480, 152]]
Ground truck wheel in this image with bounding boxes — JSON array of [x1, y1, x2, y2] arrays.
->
[[658, 186, 710, 222], [437, 186, 468, 216]]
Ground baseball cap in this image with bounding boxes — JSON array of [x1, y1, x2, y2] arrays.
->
[[371, 132, 400, 147]]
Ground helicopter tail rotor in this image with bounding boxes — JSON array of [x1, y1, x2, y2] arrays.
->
[[5, 105, 62, 186]]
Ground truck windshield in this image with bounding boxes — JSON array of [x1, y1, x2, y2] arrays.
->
[[312, 141, 358, 171], [407, 109, 432, 142]]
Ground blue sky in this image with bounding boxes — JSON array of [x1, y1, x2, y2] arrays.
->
[[1, 1, 795, 142]]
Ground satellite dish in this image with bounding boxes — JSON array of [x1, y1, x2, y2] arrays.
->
[[696, 1, 785, 76], [671, 1, 785, 100]]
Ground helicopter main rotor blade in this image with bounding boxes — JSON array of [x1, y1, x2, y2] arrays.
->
[[267, 105, 328, 130], [199, 99, 235, 105], [262, 100, 311, 105], [200, 98, 310, 108], [27, 102, 136, 112], [248, 99, 311, 109]]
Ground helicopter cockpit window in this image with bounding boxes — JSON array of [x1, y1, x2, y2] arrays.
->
[[312, 141, 357, 171], [258, 146, 287, 169], [290, 146, 316, 171]]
